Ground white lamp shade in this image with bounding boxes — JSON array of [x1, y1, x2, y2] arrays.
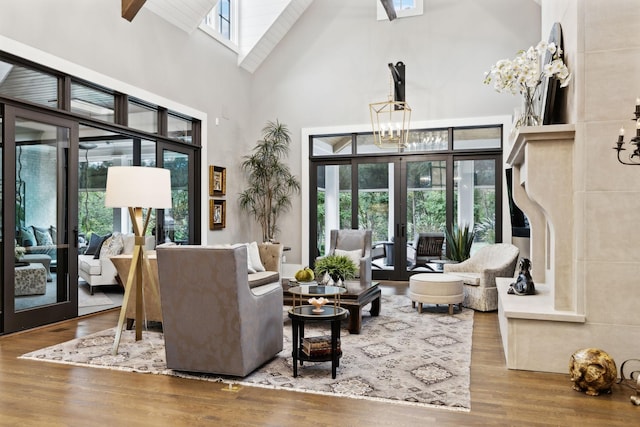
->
[[105, 166, 172, 208]]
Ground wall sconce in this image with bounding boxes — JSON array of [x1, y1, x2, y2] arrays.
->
[[613, 98, 640, 165], [370, 62, 412, 150]]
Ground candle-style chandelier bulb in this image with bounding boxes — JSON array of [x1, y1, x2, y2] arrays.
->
[[613, 100, 640, 165]]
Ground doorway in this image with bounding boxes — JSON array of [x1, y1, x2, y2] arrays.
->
[[312, 154, 500, 281], [3, 107, 79, 332]]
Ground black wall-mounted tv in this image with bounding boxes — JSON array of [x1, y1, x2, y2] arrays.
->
[[505, 168, 530, 238]]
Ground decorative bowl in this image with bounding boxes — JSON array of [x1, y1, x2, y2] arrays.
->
[[308, 297, 329, 313]]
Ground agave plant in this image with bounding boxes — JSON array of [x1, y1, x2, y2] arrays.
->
[[445, 224, 475, 262]]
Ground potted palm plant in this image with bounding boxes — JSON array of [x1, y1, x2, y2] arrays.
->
[[239, 120, 301, 242], [314, 254, 357, 284]]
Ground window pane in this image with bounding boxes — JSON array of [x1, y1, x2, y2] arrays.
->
[[453, 159, 496, 253], [71, 82, 115, 123], [317, 164, 352, 256], [167, 113, 193, 143], [358, 162, 391, 244], [356, 133, 399, 154], [0, 60, 58, 107], [453, 127, 501, 150], [312, 135, 352, 156], [405, 129, 448, 152], [128, 100, 157, 134]]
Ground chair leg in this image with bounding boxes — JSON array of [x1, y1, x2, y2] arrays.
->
[[418, 303, 423, 313], [448, 304, 453, 315]]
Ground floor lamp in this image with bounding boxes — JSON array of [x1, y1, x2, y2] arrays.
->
[[105, 166, 172, 355]]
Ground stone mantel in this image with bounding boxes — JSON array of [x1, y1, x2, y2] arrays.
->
[[507, 124, 576, 167], [505, 124, 576, 312]]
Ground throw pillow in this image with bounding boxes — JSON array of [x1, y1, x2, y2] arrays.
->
[[85, 233, 109, 256], [50, 226, 57, 244], [232, 243, 256, 273], [247, 241, 265, 272], [18, 226, 37, 247], [34, 228, 54, 246], [334, 248, 362, 268], [98, 233, 125, 260]]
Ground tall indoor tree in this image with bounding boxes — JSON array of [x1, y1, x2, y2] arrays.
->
[[239, 120, 300, 242]]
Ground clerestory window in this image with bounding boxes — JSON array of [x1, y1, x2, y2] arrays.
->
[[201, 0, 237, 50], [377, 0, 424, 20]]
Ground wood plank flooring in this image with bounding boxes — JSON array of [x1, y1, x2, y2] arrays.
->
[[0, 282, 636, 426]]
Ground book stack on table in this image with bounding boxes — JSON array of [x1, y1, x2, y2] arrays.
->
[[302, 335, 341, 358]]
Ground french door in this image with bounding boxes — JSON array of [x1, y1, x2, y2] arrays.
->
[[158, 143, 198, 244], [313, 155, 499, 281], [3, 107, 79, 332]]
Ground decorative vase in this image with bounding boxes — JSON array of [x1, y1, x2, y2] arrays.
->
[[516, 86, 541, 128]]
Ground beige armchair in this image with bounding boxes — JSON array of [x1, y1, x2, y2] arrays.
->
[[156, 245, 283, 377], [323, 229, 372, 286], [443, 243, 519, 312]]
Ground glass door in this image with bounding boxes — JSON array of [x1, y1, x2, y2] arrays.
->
[[159, 144, 197, 244], [453, 158, 499, 253], [3, 107, 79, 332]]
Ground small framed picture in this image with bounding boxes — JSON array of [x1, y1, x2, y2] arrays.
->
[[209, 166, 226, 196], [210, 199, 226, 230]]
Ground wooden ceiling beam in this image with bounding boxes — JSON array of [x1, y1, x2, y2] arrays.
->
[[122, 0, 147, 22]]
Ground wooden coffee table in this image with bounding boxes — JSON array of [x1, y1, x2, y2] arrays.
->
[[284, 281, 381, 334]]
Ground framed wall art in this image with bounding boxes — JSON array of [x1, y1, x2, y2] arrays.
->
[[209, 199, 226, 230], [209, 165, 226, 196]]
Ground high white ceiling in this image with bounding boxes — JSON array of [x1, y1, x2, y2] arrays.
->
[[143, 0, 313, 73]]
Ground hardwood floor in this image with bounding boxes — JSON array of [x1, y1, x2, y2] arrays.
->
[[0, 282, 636, 426]]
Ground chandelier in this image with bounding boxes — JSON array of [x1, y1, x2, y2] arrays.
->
[[369, 62, 412, 150]]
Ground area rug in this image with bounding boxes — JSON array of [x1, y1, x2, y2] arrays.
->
[[20, 295, 473, 411], [78, 286, 113, 308]]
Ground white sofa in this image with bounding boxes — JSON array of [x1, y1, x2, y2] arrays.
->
[[78, 233, 155, 294]]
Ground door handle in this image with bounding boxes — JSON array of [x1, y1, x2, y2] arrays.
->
[[73, 227, 78, 248]]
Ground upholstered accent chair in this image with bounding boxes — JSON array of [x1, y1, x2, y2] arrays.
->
[[156, 245, 284, 377], [407, 232, 445, 270], [443, 243, 520, 312], [324, 229, 372, 286]]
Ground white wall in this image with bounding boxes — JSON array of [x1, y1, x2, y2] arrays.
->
[[0, 0, 253, 245], [0, 0, 542, 259], [250, 0, 541, 262]]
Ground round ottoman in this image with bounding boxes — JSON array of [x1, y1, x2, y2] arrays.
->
[[409, 273, 463, 315]]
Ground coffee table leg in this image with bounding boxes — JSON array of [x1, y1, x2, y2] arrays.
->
[[347, 307, 362, 335], [331, 318, 341, 379], [370, 291, 381, 316], [291, 320, 299, 377]]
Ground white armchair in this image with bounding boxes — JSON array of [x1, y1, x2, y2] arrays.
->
[[443, 243, 519, 311]]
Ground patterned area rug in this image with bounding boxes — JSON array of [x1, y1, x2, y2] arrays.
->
[[20, 295, 473, 411]]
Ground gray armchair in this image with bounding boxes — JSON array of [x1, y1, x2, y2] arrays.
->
[[443, 243, 519, 312], [156, 245, 283, 377], [324, 229, 372, 286]]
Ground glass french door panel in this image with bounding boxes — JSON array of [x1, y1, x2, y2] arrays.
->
[[14, 119, 71, 312], [453, 159, 496, 254], [405, 160, 447, 271], [162, 150, 190, 244], [357, 162, 392, 269], [316, 164, 351, 257]]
